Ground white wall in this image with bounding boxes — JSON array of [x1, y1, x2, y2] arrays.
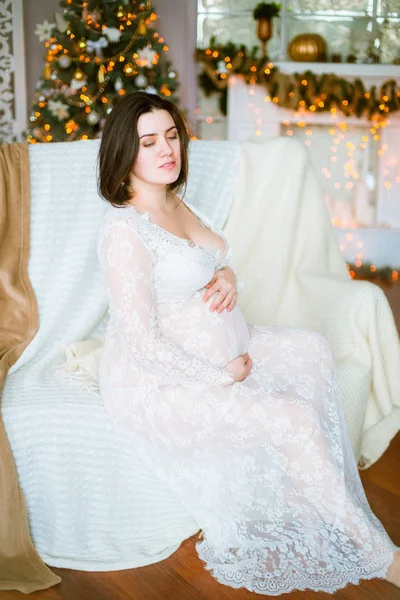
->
[[23, 0, 60, 109], [23, 0, 197, 128], [155, 0, 197, 129]]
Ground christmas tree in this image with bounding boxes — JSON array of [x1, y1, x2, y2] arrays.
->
[[27, 0, 180, 143]]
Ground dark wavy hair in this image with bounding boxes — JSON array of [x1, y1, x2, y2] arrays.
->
[[98, 92, 190, 207]]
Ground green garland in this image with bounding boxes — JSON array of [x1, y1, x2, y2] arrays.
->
[[347, 262, 399, 284], [195, 40, 400, 119]]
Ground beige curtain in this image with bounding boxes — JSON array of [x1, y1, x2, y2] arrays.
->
[[0, 142, 61, 592]]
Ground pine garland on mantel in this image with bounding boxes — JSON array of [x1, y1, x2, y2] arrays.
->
[[347, 262, 399, 284], [195, 40, 400, 119]]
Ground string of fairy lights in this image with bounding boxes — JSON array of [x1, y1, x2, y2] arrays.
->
[[241, 83, 399, 281]]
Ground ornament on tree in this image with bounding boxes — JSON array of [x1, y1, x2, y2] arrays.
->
[[137, 19, 147, 35], [87, 37, 109, 57], [58, 55, 72, 68], [87, 111, 100, 125], [137, 46, 157, 66], [114, 77, 124, 92], [168, 67, 177, 79], [103, 27, 122, 43], [43, 62, 52, 80], [97, 64, 107, 83], [48, 99, 70, 120], [135, 73, 148, 88], [144, 85, 158, 94], [138, 3, 146, 10]]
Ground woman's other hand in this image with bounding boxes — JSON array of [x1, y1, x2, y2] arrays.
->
[[203, 266, 238, 313], [225, 353, 252, 383]]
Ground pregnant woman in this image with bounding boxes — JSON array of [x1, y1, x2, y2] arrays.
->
[[97, 91, 400, 595]]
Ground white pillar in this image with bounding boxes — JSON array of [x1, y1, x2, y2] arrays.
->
[[278, 0, 288, 61], [12, 0, 28, 140]]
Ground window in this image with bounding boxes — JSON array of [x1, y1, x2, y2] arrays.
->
[[197, 0, 400, 64]]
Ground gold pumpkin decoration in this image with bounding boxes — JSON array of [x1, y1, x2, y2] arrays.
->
[[288, 34, 327, 62]]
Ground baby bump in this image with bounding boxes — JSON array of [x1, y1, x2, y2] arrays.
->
[[156, 290, 250, 367]]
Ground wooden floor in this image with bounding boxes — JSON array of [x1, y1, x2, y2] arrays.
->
[[3, 282, 400, 600]]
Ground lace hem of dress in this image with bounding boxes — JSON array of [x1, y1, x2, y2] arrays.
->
[[196, 538, 396, 596]]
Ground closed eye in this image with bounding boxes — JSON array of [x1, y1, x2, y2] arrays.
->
[[143, 135, 178, 148]]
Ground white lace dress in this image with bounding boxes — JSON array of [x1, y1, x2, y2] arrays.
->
[[97, 200, 398, 596]]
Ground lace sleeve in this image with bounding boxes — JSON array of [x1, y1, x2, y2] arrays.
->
[[215, 245, 233, 271], [98, 220, 234, 387], [213, 236, 245, 293]]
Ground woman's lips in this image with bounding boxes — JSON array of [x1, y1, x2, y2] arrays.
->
[[160, 161, 176, 170]]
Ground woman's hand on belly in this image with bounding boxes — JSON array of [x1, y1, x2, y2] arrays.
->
[[225, 352, 253, 383], [203, 266, 238, 313]]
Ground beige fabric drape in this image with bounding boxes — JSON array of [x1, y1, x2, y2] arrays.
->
[[223, 137, 400, 467], [0, 142, 61, 592]]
